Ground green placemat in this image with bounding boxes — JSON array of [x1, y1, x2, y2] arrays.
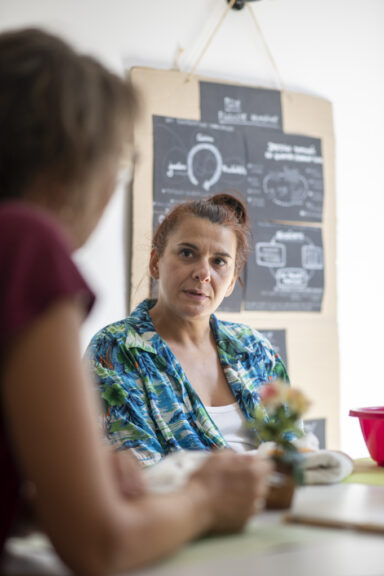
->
[[153, 521, 332, 572], [344, 458, 384, 485]]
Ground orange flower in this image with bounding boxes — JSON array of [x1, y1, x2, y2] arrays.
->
[[285, 387, 311, 416], [259, 380, 310, 417]]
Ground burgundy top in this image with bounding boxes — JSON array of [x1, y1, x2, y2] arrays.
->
[[0, 201, 95, 557]]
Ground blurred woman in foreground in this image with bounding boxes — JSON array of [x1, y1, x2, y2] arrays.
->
[[0, 28, 270, 576]]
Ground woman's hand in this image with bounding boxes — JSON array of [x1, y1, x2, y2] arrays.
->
[[189, 450, 272, 533], [108, 448, 147, 498]]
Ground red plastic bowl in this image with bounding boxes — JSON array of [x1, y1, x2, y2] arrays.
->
[[349, 407, 384, 466]]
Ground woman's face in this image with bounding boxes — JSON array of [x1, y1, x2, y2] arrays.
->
[[150, 215, 237, 320]]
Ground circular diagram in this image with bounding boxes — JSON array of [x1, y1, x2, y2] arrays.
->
[[187, 143, 222, 191]]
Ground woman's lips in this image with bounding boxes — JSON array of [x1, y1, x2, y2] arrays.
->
[[183, 289, 209, 300]]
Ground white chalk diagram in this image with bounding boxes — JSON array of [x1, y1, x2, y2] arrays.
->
[[187, 143, 222, 191], [263, 166, 308, 207], [162, 134, 246, 192], [255, 230, 323, 292]]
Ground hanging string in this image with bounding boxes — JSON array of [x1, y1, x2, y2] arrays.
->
[[186, 0, 237, 81], [185, 0, 285, 91], [246, 3, 285, 92]]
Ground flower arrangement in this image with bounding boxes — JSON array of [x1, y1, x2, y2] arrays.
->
[[252, 380, 311, 486]]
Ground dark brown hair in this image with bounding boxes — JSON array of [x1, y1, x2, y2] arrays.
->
[[152, 193, 250, 276], [0, 27, 138, 201]]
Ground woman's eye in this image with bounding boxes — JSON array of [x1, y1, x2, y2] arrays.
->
[[214, 257, 227, 267], [180, 248, 194, 258]]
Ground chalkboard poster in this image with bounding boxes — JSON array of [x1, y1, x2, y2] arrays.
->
[[245, 130, 324, 222], [130, 68, 338, 449], [200, 81, 282, 131], [153, 115, 246, 214], [153, 116, 323, 225], [245, 219, 324, 311], [304, 418, 326, 449], [152, 116, 324, 312]]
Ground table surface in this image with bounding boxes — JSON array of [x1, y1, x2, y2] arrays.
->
[[4, 459, 384, 576]]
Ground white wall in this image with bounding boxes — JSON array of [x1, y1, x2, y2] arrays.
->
[[2, 0, 384, 458]]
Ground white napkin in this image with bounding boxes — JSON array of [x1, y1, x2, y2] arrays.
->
[[144, 450, 209, 493], [301, 450, 354, 484], [143, 445, 354, 494], [259, 434, 354, 485]]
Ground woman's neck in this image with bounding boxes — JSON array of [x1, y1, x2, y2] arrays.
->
[[149, 302, 212, 349]]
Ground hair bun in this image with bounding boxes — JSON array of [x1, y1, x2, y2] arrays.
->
[[209, 192, 248, 225]]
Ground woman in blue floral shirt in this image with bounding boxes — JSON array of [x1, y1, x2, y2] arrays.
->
[[88, 193, 289, 467]]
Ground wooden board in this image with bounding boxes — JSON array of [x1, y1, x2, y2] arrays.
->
[[128, 67, 339, 449], [287, 483, 384, 534]]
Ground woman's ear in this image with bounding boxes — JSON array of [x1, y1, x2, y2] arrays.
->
[[149, 249, 160, 280]]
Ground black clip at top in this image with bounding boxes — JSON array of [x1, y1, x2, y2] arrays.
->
[[227, 0, 262, 10]]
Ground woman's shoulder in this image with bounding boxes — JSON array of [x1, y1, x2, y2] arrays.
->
[[214, 317, 271, 347], [0, 201, 95, 352], [89, 317, 132, 346], [87, 300, 156, 354], [88, 304, 147, 348], [0, 201, 69, 249], [214, 317, 264, 338]]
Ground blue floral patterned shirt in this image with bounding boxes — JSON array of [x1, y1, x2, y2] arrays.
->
[[87, 299, 289, 466]]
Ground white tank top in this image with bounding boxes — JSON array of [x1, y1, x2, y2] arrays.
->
[[206, 402, 257, 453]]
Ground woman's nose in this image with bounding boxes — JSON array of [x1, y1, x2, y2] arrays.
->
[[193, 261, 210, 283]]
